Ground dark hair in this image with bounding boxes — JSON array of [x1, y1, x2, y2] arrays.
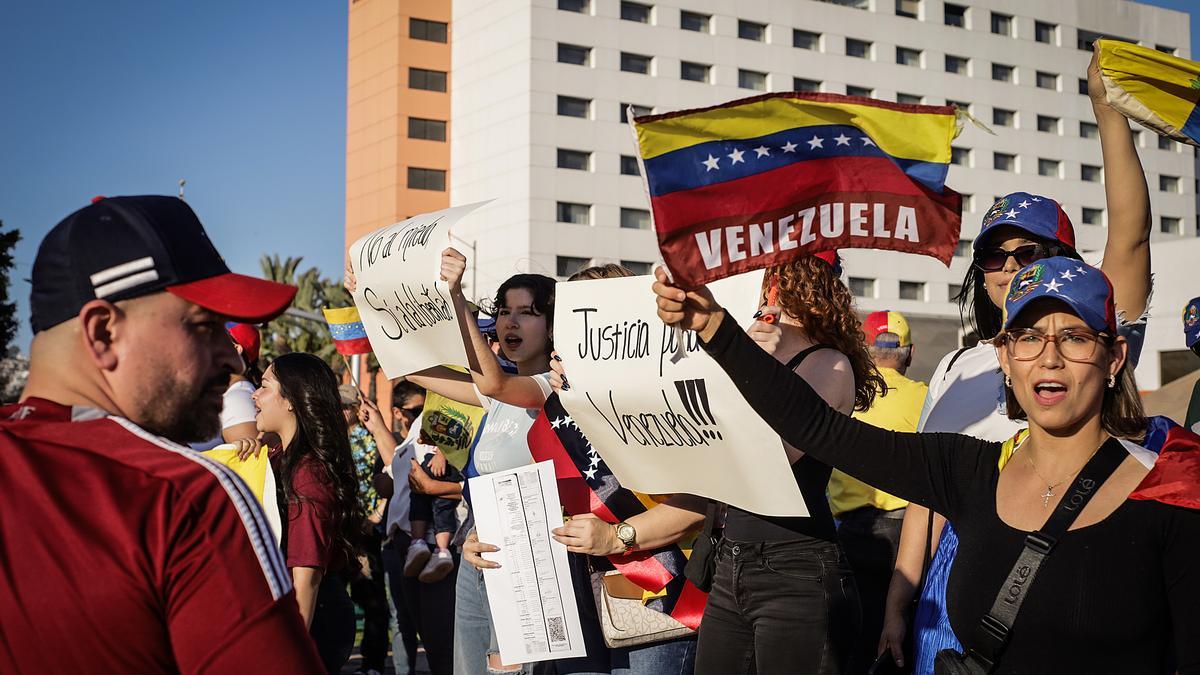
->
[[1001, 337, 1146, 441], [771, 257, 886, 412], [569, 264, 635, 281], [392, 379, 425, 408], [956, 237, 1077, 340], [271, 353, 364, 570], [486, 274, 557, 324]]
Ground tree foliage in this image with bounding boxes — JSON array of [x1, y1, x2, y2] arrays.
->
[[257, 254, 353, 370], [0, 223, 20, 357]]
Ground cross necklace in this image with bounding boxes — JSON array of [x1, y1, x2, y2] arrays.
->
[[1025, 446, 1099, 508]]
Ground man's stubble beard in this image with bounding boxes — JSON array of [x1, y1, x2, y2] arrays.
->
[[137, 373, 226, 444]]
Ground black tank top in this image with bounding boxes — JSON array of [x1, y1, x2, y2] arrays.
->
[[723, 344, 840, 543]]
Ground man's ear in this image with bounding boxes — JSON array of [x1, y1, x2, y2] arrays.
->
[[78, 300, 123, 371], [905, 345, 914, 368]]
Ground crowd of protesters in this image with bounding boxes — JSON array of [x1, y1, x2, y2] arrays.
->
[[3, 49, 1200, 675]]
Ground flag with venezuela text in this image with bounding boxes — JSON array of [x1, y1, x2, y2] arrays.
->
[[632, 92, 963, 287]]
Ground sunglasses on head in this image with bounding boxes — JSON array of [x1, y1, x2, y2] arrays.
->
[[973, 243, 1058, 272]]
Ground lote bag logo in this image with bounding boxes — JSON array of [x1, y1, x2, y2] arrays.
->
[[1007, 264, 1045, 303]]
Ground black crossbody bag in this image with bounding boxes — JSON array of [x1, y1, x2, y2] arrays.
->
[[933, 438, 1127, 674]]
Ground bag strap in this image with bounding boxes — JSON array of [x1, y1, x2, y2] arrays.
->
[[942, 346, 971, 382], [786, 343, 836, 371], [963, 437, 1127, 672]]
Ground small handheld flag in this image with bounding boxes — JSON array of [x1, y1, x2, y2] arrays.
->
[[631, 92, 962, 287], [1097, 39, 1200, 147], [323, 306, 373, 356]]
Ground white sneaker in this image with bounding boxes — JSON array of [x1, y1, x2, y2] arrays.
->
[[404, 539, 431, 577], [419, 548, 454, 583]]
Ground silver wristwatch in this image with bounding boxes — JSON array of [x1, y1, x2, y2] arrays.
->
[[615, 522, 637, 552]]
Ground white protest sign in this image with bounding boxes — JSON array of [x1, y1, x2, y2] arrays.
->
[[555, 271, 809, 517], [348, 202, 488, 378]]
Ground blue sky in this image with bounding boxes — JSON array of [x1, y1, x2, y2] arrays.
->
[[0, 1, 1196, 354]]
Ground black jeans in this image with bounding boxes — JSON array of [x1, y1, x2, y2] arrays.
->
[[349, 529, 391, 672], [311, 574, 356, 674], [837, 508, 905, 675], [410, 457, 464, 535], [382, 531, 458, 675], [696, 538, 860, 675]]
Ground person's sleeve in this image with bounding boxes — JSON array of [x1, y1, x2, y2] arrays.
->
[[220, 382, 258, 429], [916, 349, 955, 432], [164, 469, 323, 674], [1164, 506, 1200, 673], [532, 372, 553, 401], [1186, 380, 1200, 430], [1115, 305, 1149, 369], [702, 313, 996, 518], [285, 464, 335, 570], [472, 385, 495, 411]]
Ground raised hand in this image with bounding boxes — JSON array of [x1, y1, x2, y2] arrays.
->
[[440, 247, 467, 294]]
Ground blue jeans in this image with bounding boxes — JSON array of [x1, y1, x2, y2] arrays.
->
[[453, 560, 533, 675]]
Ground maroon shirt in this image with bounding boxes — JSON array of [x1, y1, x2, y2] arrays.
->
[[0, 398, 322, 674], [285, 458, 339, 571]]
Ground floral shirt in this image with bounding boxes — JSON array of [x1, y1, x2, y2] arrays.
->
[[349, 425, 380, 515]]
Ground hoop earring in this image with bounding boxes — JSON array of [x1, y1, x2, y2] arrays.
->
[[1004, 375, 1012, 388], [1108, 374, 1117, 389]]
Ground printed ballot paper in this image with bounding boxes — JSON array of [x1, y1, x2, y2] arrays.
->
[[554, 271, 810, 517], [469, 461, 587, 665]]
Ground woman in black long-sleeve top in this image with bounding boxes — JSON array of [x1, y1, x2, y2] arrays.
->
[[653, 256, 1200, 674]]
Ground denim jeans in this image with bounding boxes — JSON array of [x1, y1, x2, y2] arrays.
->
[[695, 538, 860, 675], [382, 532, 457, 675], [453, 560, 533, 675], [837, 507, 905, 674]]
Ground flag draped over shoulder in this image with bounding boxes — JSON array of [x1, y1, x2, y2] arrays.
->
[[1097, 39, 1200, 147], [528, 394, 707, 630], [632, 92, 962, 287], [322, 306, 373, 356]]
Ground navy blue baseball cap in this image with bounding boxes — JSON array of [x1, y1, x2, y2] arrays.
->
[[31, 196, 298, 333], [975, 192, 1076, 253], [1002, 257, 1116, 333], [1183, 297, 1200, 350]]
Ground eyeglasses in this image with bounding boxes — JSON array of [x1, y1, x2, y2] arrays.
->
[[400, 405, 424, 417], [974, 244, 1055, 272], [1003, 328, 1111, 362]]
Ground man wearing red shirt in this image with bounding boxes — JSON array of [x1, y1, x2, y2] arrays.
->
[[0, 196, 323, 673]]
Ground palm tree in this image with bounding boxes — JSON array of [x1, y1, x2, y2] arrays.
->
[[258, 254, 354, 369]]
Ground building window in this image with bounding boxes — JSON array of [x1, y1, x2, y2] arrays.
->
[[407, 167, 446, 191], [1161, 175, 1181, 193], [951, 146, 971, 166], [408, 117, 447, 141], [557, 148, 591, 171], [1077, 29, 1104, 51], [681, 61, 711, 83], [557, 202, 591, 225], [896, 47, 922, 67], [739, 69, 767, 91], [948, 283, 963, 301], [738, 19, 767, 41], [1037, 115, 1060, 134], [1081, 164, 1102, 182], [409, 68, 448, 92], [945, 54, 968, 75], [946, 99, 970, 112], [794, 29, 820, 50], [680, 10, 709, 32], [897, 93, 923, 104], [899, 281, 926, 301], [1161, 216, 1182, 234], [1081, 207, 1104, 226], [620, 260, 653, 275], [558, 0, 589, 12], [816, 0, 868, 8], [557, 95, 591, 118], [557, 256, 590, 277], [954, 238, 972, 257], [620, 103, 652, 123], [1080, 122, 1099, 139], [846, 38, 873, 59], [620, 52, 652, 74], [993, 152, 1017, 172], [620, 208, 651, 229], [961, 193, 974, 211], [846, 85, 873, 98], [793, 77, 821, 92], [990, 12, 1012, 36], [1038, 158, 1061, 178], [895, 0, 919, 19], [849, 277, 876, 298], [1036, 71, 1058, 90], [1078, 78, 1089, 95], [1158, 135, 1174, 150], [620, 155, 640, 176], [992, 108, 1016, 128], [620, 1, 651, 23], [944, 3, 966, 27], [1157, 44, 1177, 55], [410, 18, 448, 43], [1035, 21, 1057, 44], [557, 43, 591, 66], [991, 63, 1014, 83]]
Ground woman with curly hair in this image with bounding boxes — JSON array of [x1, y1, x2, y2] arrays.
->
[[694, 251, 883, 675], [251, 352, 364, 673]]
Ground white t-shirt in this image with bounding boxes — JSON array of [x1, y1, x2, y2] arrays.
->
[[470, 373, 553, 476], [386, 413, 439, 538], [190, 380, 258, 451]]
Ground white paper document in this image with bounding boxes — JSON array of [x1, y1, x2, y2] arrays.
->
[[469, 461, 587, 665]]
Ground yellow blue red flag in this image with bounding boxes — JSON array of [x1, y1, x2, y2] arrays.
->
[[631, 92, 962, 287], [323, 306, 373, 356], [1097, 39, 1200, 148]]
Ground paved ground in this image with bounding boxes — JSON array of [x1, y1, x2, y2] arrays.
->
[[339, 646, 431, 674]]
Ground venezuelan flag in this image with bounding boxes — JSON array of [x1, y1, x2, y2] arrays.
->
[[632, 92, 962, 287], [1097, 40, 1200, 147], [323, 306, 373, 356]]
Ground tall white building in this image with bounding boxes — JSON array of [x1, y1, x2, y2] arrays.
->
[[448, 0, 1195, 384]]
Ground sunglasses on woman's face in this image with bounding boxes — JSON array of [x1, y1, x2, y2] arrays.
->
[[974, 243, 1053, 272]]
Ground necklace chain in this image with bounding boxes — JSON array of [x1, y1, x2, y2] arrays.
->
[[1024, 445, 1101, 508]]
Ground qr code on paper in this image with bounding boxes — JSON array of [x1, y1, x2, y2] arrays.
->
[[547, 616, 566, 643]]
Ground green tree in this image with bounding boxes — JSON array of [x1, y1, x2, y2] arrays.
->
[[0, 223, 21, 356], [257, 254, 354, 369]]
